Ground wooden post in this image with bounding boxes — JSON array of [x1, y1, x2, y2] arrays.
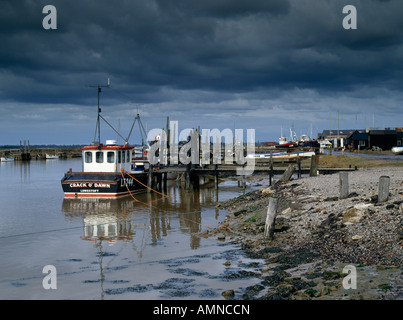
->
[[297, 151, 301, 179], [378, 176, 390, 203], [193, 173, 200, 189], [166, 116, 170, 166], [264, 196, 278, 240], [147, 165, 153, 193], [278, 165, 295, 183], [310, 155, 319, 177], [163, 172, 167, 191], [269, 151, 273, 186], [214, 164, 218, 189], [339, 171, 349, 199], [157, 173, 162, 191], [185, 163, 191, 189]]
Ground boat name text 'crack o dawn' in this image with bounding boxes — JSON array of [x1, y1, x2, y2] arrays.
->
[[69, 183, 111, 188]]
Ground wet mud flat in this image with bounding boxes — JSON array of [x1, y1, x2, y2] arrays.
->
[[91, 243, 265, 300], [201, 167, 403, 300]]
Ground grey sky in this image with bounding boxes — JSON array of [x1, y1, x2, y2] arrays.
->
[[1, 0, 402, 145]]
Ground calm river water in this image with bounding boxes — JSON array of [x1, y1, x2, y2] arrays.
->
[[0, 158, 262, 300]]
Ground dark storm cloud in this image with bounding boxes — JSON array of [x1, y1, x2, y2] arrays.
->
[[1, 0, 403, 144], [2, 0, 403, 97]]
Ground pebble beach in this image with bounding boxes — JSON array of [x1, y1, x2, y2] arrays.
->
[[203, 164, 403, 300]]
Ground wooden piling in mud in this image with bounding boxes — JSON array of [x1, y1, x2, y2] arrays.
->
[[278, 165, 295, 183], [297, 151, 301, 179], [185, 163, 191, 189], [264, 196, 278, 240], [147, 165, 153, 193], [214, 164, 218, 189], [269, 151, 273, 186], [339, 171, 349, 199], [378, 176, 390, 203], [310, 155, 319, 177]]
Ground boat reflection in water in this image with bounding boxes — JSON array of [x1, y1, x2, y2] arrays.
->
[[61, 184, 223, 251]]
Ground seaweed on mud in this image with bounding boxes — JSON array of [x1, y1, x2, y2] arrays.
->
[[199, 288, 219, 298], [244, 247, 284, 259], [154, 277, 195, 290], [213, 268, 260, 281], [168, 267, 209, 277], [261, 271, 290, 287], [105, 284, 153, 295], [268, 248, 320, 267], [159, 257, 201, 267], [242, 284, 265, 299]]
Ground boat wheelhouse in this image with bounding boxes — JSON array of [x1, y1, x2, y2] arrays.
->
[[61, 140, 148, 198]]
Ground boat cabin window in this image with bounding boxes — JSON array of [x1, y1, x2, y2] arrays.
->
[[107, 151, 115, 163], [118, 151, 121, 163], [122, 150, 126, 163], [126, 150, 130, 162], [96, 151, 104, 163], [84, 151, 92, 163]]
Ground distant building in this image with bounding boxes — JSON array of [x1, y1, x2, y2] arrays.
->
[[346, 130, 368, 150], [396, 128, 403, 146], [317, 129, 355, 141], [343, 127, 403, 150], [368, 128, 396, 150]]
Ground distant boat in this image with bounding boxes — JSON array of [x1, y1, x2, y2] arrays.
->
[[392, 146, 403, 155], [319, 139, 332, 148], [301, 140, 320, 151], [0, 156, 15, 162], [246, 150, 314, 160], [46, 154, 59, 159], [271, 150, 315, 160], [246, 151, 287, 159], [276, 127, 298, 149], [275, 141, 298, 149]]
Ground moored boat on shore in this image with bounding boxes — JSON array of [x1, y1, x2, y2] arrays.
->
[[61, 81, 148, 198], [246, 150, 315, 160], [0, 156, 15, 162], [391, 146, 403, 155], [61, 141, 148, 198]]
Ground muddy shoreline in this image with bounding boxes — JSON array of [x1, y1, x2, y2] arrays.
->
[[200, 165, 403, 300]]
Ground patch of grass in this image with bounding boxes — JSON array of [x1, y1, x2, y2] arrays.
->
[[317, 154, 403, 169], [245, 214, 259, 223], [304, 288, 318, 297]]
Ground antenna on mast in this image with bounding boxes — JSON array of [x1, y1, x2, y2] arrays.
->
[[127, 104, 147, 147]]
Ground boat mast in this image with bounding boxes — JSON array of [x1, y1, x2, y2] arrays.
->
[[88, 78, 110, 145]]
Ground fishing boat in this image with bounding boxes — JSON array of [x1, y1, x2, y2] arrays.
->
[[0, 156, 15, 162], [275, 141, 298, 149], [61, 81, 148, 198], [46, 154, 59, 159], [301, 140, 320, 151], [275, 127, 298, 149], [392, 146, 403, 155]]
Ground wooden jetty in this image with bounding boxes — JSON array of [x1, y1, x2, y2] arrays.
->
[[147, 161, 357, 191]]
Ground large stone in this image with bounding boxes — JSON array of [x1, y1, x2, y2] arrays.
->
[[261, 186, 275, 196], [222, 289, 235, 299], [342, 204, 373, 224]]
